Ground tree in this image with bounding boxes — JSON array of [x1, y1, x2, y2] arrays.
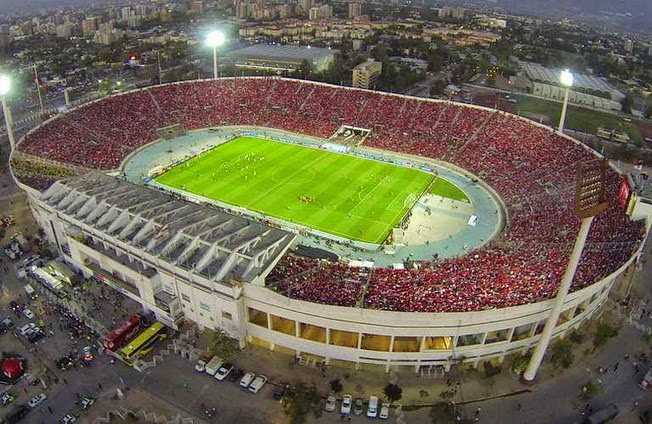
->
[[550, 339, 574, 369], [282, 382, 323, 424], [569, 330, 584, 344], [579, 381, 603, 400], [329, 378, 343, 394], [430, 80, 445, 97], [429, 401, 460, 424], [621, 91, 634, 114], [383, 383, 403, 403], [593, 323, 618, 353], [207, 328, 239, 360], [509, 351, 531, 376]]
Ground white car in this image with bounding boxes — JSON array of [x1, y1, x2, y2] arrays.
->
[[23, 309, 35, 319], [215, 362, 234, 381], [248, 374, 267, 394], [0, 393, 15, 405], [239, 372, 255, 388], [367, 396, 379, 418], [19, 323, 36, 336], [61, 413, 77, 424], [28, 393, 47, 408], [341, 394, 352, 415], [324, 395, 337, 412], [380, 402, 390, 419], [81, 397, 95, 410]]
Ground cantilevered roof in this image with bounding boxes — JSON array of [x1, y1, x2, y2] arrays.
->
[[40, 173, 295, 284]]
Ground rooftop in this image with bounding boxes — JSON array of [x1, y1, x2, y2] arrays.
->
[[40, 173, 295, 284], [521, 62, 618, 94], [226, 44, 336, 62]]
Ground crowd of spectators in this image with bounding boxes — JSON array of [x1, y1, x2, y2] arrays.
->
[[15, 77, 646, 312]]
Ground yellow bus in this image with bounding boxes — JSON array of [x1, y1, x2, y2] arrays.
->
[[119, 322, 167, 363]]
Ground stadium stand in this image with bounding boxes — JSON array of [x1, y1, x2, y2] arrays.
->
[[16, 77, 645, 313]]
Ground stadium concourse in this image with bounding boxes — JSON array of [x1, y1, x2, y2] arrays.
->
[[13, 77, 646, 314]]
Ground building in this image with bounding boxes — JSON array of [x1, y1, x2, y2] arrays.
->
[[33, 173, 294, 334], [225, 44, 336, 72], [55, 23, 74, 38], [236, 1, 249, 19], [439, 6, 465, 19], [81, 17, 100, 36], [191, 1, 205, 13], [517, 62, 625, 111], [309, 4, 332, 20], [300, 0, 313, 15], [348, 2, 362, 19], [13, 78, 647, 373], [352, 59, 382, 89]]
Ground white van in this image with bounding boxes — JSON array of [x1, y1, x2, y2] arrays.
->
[[204, 356, 224, 376], [367, 396, 379, 418], [248, 375, 267, 394], [24, 284, 38, 300]]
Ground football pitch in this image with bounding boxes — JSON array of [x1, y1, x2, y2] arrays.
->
[[155, 136, 435, 244]]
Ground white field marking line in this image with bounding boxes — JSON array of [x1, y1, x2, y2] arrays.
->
[[247, 149, 329, 207], [348, 175, 390, 217]]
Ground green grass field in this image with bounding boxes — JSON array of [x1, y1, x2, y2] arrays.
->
[[429, 177, 470, 203], [515, 97, 643, 143], [156, 137, 435, 243]]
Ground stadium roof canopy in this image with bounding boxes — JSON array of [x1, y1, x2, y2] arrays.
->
[[40, 173, 295, 283], [521, 62, 617, 94], [226, 44, 336, 71]]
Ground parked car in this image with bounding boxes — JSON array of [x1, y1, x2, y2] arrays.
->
[[215, 362, 234, 381], [81, 397, 95, 410], [61, 413, 77, 424], [380, 402, 390, 419], [341, 394, 352, 415], [273, 382, 290, 401], [325, 395, 337, 412], [353, 398, 364, 416], [248, 375, 267, 394], [56, 355, 74, 371], [239, 372, 255, 388], [367, 396, 379, 418], [19, 323, 37, 336], [194, 354, 213, 373], [22, 309, 35, 319], [0, 392, 15, 405], [28, 393, 47, 408], [82, 346, 94, 362], [228, 367, 244, 383]]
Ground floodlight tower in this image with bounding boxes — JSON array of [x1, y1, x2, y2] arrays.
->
[[0, 75, 16, 151], [206, 31, 226, 80], [522, 159, 608, 383], [558, 69, 574, 135]]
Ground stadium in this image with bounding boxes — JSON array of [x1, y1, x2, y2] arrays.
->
[[10, 77, 649, 372]]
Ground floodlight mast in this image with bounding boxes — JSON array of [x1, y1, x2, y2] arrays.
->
[[206, 31, 226, 80], [522, 160, 608, 383], [0, 75, 16, 150], [558, 69, 574, 135]]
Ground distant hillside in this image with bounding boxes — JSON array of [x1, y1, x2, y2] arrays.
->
[[436, 0, 651, 34]]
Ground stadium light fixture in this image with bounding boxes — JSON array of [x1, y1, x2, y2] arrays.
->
[[558, 69, 573, 134], [523, 160, 607, 384], [0, 75, 10, 96], [206, 30, 226, 80], [0, 75, 15, 150]]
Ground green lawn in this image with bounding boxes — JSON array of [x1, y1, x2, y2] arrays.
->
[[516, 97, 643, 143], [429, 177, 470, 203], [156, 136, 435, 244]]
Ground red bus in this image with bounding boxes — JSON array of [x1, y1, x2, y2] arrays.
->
[[102, 314, 145, 352]]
